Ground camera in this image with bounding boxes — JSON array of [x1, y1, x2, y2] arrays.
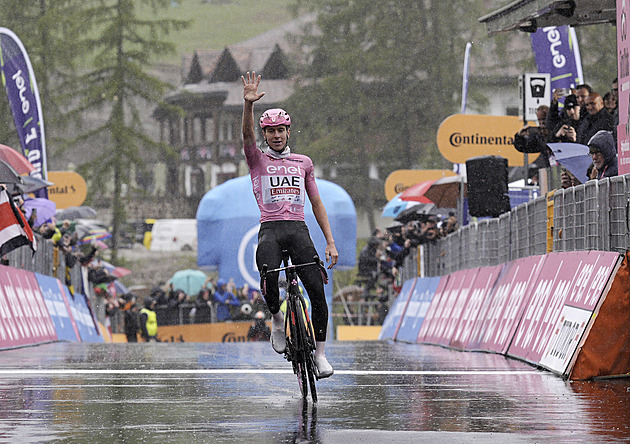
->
[[557, 88, 572, 97]]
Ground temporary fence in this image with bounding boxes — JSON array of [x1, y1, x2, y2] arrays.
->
[[413, 174, 630, 277]]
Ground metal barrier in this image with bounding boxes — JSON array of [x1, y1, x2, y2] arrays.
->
[[411, 173, 630, 277], [331, 300, 384, 326], [4, 236, 106, 325]]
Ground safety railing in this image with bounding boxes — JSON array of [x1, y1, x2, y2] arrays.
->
[[413, 174, 630, 277]]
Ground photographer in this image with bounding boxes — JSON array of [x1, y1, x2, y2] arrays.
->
[[548, 94, 580, 143], [513, 105, 552, 168]]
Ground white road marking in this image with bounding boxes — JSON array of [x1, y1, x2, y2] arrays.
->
[[0, 369, 542, 376]]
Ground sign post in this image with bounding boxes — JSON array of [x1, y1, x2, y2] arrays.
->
[[519, 73, 551, 182]]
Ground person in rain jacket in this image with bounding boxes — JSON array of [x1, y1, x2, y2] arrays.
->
[[588, 130, 618, 180], [139, 297, 158, 342], [213, 279, 241, 321]]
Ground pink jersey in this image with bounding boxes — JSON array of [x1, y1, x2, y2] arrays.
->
[[244, 142, 320, 222]]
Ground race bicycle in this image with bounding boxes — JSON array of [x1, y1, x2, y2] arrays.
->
[[260, 252, 328, 403]]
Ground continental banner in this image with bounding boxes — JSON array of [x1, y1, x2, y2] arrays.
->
[[436, 114, 538, 166], [156, 321, 261, 343]]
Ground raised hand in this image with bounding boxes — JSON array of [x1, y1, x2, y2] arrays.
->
[[242, 71, 265, 103]]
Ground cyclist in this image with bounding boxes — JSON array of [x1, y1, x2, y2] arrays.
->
[[241, 71, 338, 378]]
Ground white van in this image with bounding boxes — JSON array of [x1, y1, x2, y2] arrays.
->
[[149, 219, 197, 252]]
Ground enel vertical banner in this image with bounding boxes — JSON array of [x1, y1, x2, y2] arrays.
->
[[0, 28, 48, 196]]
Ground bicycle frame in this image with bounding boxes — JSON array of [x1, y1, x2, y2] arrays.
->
[[260, 254, 327, 402]]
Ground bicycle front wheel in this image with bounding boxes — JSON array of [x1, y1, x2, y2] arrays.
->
[[295, 297, 317, 403]]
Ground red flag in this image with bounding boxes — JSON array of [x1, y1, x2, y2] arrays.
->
[[0, 188, 36, 256]]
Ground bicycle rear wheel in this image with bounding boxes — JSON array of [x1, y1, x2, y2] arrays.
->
[[288, 297, 308, 399]]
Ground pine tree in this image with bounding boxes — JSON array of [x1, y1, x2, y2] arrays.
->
[[286, 0, 487, 230], [66, 0, 188, 261]]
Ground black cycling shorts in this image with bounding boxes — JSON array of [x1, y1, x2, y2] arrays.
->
[[256, 220, 328, 342]]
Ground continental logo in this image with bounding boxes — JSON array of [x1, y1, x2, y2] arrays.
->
[[437, 114, 535, 166], [448, 132, 515, 147], [222, 332, 247, 342]]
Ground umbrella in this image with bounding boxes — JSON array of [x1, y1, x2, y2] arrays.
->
[[170, 269, 208, 296], [0, 159, 23, 184], [21, 197, 56, 228], [0, 144, 35, 175], [395, 203, 440, 223], [547, 142, 591, 185], [4, 175, 53, 195], [98, 259, 131, 278], [381, 193, 419, 218], [57, 205, 97, 220], [113, 280, 129, 296], [74, 219, 109, 238], [399, 180, 437, 203], [78, 228, 112, 244], [424, 176, 466, 209]]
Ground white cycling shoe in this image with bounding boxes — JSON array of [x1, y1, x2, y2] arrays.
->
[[271, 316, 286, 354], [314, 354, 334, 379]]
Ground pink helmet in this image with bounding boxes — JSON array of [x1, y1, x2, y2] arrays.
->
[[260, 108, 291, 129]]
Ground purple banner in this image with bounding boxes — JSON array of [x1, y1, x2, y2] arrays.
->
[[0, 28, 47, 197], [531, 26, 583, 96]]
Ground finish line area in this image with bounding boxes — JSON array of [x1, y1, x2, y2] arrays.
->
[[0, 341, 627, 443], [0, 369, 542, 376]]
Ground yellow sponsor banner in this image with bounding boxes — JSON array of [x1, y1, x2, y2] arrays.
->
[[436, 114, 539, 166], [47, 171, 88, 209], [336, 325, 382, 341], [384, 169, 456, 201], [156, 321, 265, 343]]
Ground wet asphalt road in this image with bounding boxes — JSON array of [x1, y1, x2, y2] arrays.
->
[[0, 341, 628, 443]]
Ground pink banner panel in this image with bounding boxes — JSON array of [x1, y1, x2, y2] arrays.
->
[[0, 265, 57, 348], [562, 251, 620, 311], [436, 268, 480, 347], [538, 251, 621, 375], [470, 255, 546, 353], [421, 269, 476, 345], [416, 274, 451, 343], [449, 264, 504, 350], [508, 252, 612, 364]]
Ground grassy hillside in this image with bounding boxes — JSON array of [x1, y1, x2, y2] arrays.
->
[[141, 0, 296, 65]]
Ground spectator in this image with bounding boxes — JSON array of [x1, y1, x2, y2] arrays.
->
[[150, 282, 169, 305], [139, 297, 158, 342], [249, 290, 268, 317], [164, 289, 189, 325], [247, 311, 271, 341], [548, 94, 580, 143], [194, 288, 214, 324], [514, 105, 553, 168], [560, 168, 581, 189], [213, 278, 241, 321], [588, 130, 618, 180], [123, 301, 140, 343], [357, 236, 380, 291], [574, 83, 593, 121], [577, 93, 614, 146], [604, 92, 617, 114]]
